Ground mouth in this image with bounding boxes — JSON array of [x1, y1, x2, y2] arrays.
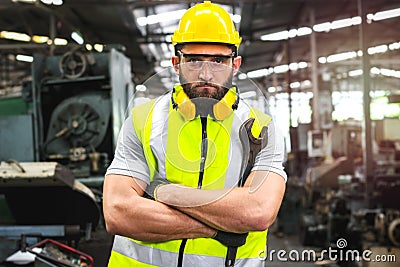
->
[[193, 83, 218, 90], [195, 85, 215, 90]]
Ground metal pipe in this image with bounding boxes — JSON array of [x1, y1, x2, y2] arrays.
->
[[49, 14, 56, 56], [358, 0, 374, 206], [310, 8, 320, 131], [0, 43, 48, 50], [284, 41, 292, 127]]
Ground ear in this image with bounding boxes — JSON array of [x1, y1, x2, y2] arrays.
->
[[172, 56, 180, 74], [233, 56, 242, 75]]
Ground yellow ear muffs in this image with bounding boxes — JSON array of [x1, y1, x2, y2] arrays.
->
[[171, 85, 239, 121], [174, 87, 196, 120], [213, 87, 238, 120]]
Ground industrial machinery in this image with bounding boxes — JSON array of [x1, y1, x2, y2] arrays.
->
[[297, 121, 400, 266], [31, 46, 132, 178], [0, 46, 133, 265]]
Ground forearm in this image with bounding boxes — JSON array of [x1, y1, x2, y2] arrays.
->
[[156, 171, 285, 233], [157, 185, 259, 233], [105, 197, 215, 242], [103, 174, 216, 242]]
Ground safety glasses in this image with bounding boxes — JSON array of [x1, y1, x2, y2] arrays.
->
[[177, 51, 234, 72]]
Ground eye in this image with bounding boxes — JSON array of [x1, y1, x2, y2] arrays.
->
[[187, 57, 199, 63], [213, 57, 225, 64]]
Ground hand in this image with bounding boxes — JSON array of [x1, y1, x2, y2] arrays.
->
[[213, 230, 248, 247], [143, 179, 169, 200]]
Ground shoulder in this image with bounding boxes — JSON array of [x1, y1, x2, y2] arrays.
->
[[131, 94, 171, 138]]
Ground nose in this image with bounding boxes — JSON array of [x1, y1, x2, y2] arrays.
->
[[198, 62, 214, 82]]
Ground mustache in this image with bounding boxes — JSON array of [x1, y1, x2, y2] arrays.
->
[[189, 82, 223, 89]]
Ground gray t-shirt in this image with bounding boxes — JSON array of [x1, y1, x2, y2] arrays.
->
[[106, 107, 287, 184]]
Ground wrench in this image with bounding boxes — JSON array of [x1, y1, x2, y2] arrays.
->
[[225, 118, 268, 267], [238, 118, 268, 186]]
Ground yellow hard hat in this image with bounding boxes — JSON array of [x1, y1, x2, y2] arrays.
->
[[171, 1, 242, 52]]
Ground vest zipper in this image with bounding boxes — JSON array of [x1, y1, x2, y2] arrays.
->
[[177, 239, 187, 267], [198, 117, 208, 189], [177, 117, 208, 267]]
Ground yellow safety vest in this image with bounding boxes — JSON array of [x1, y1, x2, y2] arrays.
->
[[108, 88, 271, 267]]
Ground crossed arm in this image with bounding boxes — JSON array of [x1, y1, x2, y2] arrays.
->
[[103, 170, 285, 242], [103, 174, 215, 242]]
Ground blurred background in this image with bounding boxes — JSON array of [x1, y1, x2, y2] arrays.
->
[[0, 0, 400, 266]]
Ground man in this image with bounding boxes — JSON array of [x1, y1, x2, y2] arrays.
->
[[103, 1, 286, 266]]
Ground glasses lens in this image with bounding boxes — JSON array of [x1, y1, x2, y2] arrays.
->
[[183, 61, 231, 72], [179, 53, 233, 72]]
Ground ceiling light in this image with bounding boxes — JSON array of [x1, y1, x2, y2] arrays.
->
[[137, 9, 186, 26], [32, 35, 49, 43], [238, 73, 247, 80], [368, 44, 388, 55], [12, 0, 36, 3], [318, 57, 327, 64], [298, 62, 308, 69], [85, 44, 92, 51], [261, 9, 397, 44], [260, 30, 290, 41], [326, 51, 357, 63], [231, 14, 241, 24], [71, 31, 84, 45], [348, 69, 363, 77], [289, 63, 298, 71], [313, 22, 331, 32], [380, 68, 400, 78], [301, 80, 312, 88], [274, 64, 289, 73], [288, 29, 297, 38], [370, 67, 381, 75], [136, 84, 147, 92], [351, 16, 362, 25], [54, 38, 68, 45], [389, 42, 400, 50], [331, 17, 360, 30], [94, 44, 104, 52], [136, 9, 240, 26], [0, 31, 31, 42], [40, 0, 63, 5], [52, 0, 63, 5], [247, 68, 270, 78], [160, 60, 172, 68], [290, 81, 301, 89], [296, 27, 312, 36], [344, 67, 400, 79], [16, 54, 34, 62], [247, 38, 400, 79], [372, 8, 400, 21], [261, 26, 310, 41]]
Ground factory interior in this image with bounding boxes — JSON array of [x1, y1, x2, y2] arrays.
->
[[1, 0, 400, 266]]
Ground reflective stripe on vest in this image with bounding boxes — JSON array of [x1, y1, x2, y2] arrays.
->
[[108, 92, 271, 267], [110, 234, 267, 267]]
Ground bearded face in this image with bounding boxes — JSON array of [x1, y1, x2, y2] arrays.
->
[[172, 43, 242, 101], [179, 70, 233, 101]]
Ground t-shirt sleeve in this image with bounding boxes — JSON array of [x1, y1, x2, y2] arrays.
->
[[252, 120, 288, 182], [105, 115, 150, 185]]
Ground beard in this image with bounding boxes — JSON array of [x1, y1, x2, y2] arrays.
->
[[179, 70, 233, 101]]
